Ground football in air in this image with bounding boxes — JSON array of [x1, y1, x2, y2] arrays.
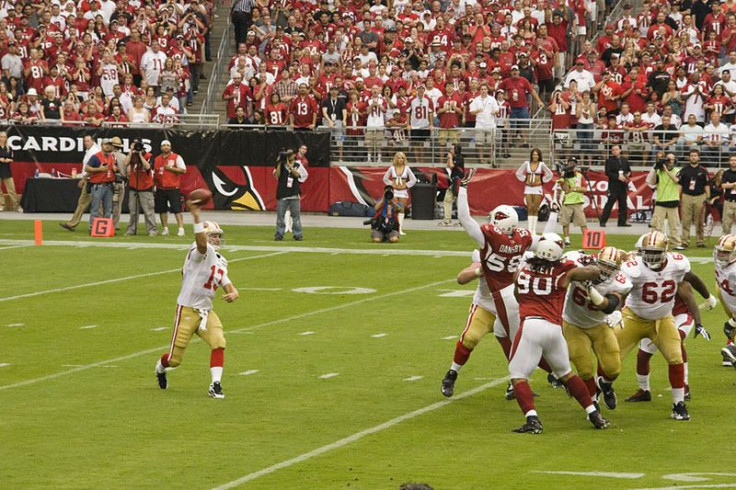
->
[[188, 188, 213, 205]]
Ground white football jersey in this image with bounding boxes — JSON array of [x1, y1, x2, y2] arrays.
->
[[176, 243, 232, 310], [472, 249, 497, 311], [715, 261, 736, 315], [621, 252, 690, 320], [562, 251, 632, 328]]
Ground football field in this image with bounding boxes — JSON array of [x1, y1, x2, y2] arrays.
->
[[0, 219, 733, 489]]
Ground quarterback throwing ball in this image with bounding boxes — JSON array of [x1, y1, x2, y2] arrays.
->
[[154, 199, 240, 398]]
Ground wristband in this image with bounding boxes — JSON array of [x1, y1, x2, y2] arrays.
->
[[588, 285, 605, 306], [193, 222, 205, 234], [729, 318, 736, 328]]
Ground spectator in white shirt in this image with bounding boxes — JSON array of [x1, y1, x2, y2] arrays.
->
[[469, 83, 501, 165], [565, 61, 596, 92], [677, 114, 705, 158], [702, 112, 731, 166]]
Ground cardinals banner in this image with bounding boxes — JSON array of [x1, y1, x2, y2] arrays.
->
[[7, 124, 651, 218]]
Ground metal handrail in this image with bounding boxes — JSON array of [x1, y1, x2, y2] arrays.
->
[[201, 17, 233, 117]]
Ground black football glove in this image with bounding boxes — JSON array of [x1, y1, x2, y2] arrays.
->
[[694, 323, 711, 341]]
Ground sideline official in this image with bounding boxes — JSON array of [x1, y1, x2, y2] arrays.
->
[[154, 140, 187, 236], [599, 145, 631, 227], [677, 149, 710, 249], [60, 135, 98, 231], [85, 138, 117, 230]]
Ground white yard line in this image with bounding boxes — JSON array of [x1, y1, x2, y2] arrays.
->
[[0, 238, 473, 258], [0, 245, 32, 251], [0, 251, 286, 303], [0, 278, 454, 392], [211, 376, 508, 489]]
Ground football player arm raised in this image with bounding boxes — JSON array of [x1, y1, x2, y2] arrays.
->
[[457, 261, 483, 285], [456, 186, 484, 246], [189, 200, 208, 255]]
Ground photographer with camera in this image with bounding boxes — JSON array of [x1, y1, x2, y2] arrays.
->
[[125, 138, 157, 236], [274, 148, 308, 241], [557, 157, 588, 248], [646, 151, 682, 247], [369, 186, 402, 243]]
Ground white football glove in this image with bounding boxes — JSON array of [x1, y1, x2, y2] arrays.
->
[[606, 310, 623, 329], [704, 294, 718, 310]]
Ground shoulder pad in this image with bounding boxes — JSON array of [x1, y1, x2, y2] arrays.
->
[[621, 259, 642, 279], [667, 252, 691, 272]]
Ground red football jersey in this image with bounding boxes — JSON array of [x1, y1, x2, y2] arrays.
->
[[479, 225, 534, 292], [517, 260, 576, 324]]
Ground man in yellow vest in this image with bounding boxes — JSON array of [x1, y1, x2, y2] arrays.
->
[[558, 157, 588, 247]]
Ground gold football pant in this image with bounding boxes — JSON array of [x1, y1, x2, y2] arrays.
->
[[167, 305, 226, 367], [616, 308, 683, 364], [562, 321, 621, 380], [459, 305, 496, 350]]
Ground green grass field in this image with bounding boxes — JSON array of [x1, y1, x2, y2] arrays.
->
[[0, 219, 733, 489]]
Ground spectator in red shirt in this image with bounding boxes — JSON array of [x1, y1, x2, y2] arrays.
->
[[497, 65, 544, 147], [289, 83, 318, 130], [436, 81, 463, 150]]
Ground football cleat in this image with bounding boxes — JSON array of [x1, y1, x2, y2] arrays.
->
[[547, 373, 565, 389], [208, 381, 225, 399], [671, 401, 690, 421], [596, 376, 617, 410], [155, 360, 168, 390], [441, 370, 458, 397], [721, 345, 736, 366], [684, 384, 691, 401], [512, 415, 543, 434], [625, 389, 651, 402], [588, 410, 610, 429]]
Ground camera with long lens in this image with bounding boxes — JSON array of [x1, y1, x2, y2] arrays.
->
[[654, 158, 667, 171], [131, 139, 144, 152], [277, 148, 294, 166], [384, 186, 394, 201]]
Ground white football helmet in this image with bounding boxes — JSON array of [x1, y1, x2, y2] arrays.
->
[[638, 231, 668, 269], [596, 246, 623, 280], [203, 220, 224, 250], [535, 232, 564, 261], [715, 234, 736, 266], [489, 205, 519, 235]]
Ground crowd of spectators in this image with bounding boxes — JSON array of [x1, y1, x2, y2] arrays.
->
[[0, 0, 214, 127], [217, 0, 736, 168]]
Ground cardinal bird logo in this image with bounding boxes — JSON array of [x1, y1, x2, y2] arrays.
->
[[207, 165, 266, 211]]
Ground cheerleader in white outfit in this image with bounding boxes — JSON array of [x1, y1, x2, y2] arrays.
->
[[382, 151, 417, 235], [515, 148, 553, 234]]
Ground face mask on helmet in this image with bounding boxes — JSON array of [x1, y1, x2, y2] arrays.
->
[[715, 235, 736, 266], [640, 247, 666, 269], [203, 221, 224, 250], [596, 247, 622, 280]]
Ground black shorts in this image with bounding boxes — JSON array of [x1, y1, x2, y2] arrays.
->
[[411, 129, 431, 141], [155, 188, 183, 214]]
